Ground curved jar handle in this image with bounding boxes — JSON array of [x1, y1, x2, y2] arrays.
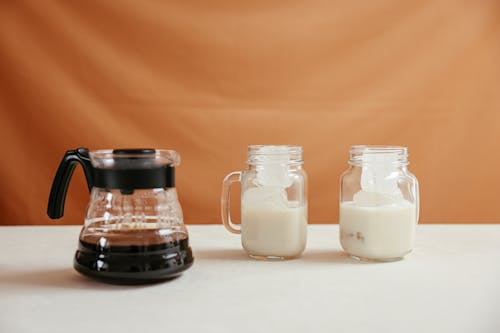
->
[[221, 171, 242, 234], [47, 148, 94, 219]]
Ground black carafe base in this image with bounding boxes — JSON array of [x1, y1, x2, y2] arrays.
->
[[73, 236, 194, 285]]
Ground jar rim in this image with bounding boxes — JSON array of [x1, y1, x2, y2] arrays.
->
[[248, 145, 302, 152], [349, 145, 409, 166], [350, 145, 407, 153], [247, 145, 303, 165]]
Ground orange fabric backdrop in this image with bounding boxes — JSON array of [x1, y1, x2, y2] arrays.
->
[[1, 0, 499, 225]]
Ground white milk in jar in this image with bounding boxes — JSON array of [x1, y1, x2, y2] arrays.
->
[[242, 187, 307, 258], [340, 191, 416, 260], [339, 146, 419, 261]]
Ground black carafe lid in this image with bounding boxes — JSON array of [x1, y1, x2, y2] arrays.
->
[[47, 148, 177, 219], [92, 148, 175, 191]]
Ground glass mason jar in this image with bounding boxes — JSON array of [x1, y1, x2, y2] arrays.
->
[[221, 145, 307, 260], [339, 146, 419, 261]]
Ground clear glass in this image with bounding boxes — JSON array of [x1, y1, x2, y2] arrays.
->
[[81, 149, 187, 248], [82, 188, 187, 246], [222, 145, 307, 260], [88, 149, 180, 168], [339, 145, 419, 261]]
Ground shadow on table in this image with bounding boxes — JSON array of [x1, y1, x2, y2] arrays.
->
[[0, 251, 388, 290], [193, 248, 249, 261], [300, 250, 397, 265], [0, 268, 169, 291], [194, 248, 378, 265], [300, 250, 357, 264]]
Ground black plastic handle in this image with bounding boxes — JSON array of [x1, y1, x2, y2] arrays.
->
[[47, 148, 94, 219]]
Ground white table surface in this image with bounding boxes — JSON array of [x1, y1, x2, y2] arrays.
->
[[1, 225, 499, 333]]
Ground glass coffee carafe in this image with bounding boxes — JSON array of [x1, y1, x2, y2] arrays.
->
[[47, 148, 193, 284]]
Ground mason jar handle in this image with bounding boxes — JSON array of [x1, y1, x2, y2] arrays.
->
[[221, 171, 242, 234]]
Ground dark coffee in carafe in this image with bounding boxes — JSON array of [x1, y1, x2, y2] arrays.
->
[[75, 229, 193, 284], [47, 148, 194, 284]]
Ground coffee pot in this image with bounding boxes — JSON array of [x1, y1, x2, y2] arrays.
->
[[47, 148, 193, 284]]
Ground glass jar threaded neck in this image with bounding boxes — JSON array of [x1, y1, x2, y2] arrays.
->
[[247, 145, 303, 166], [349, 145, 408, 167]]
